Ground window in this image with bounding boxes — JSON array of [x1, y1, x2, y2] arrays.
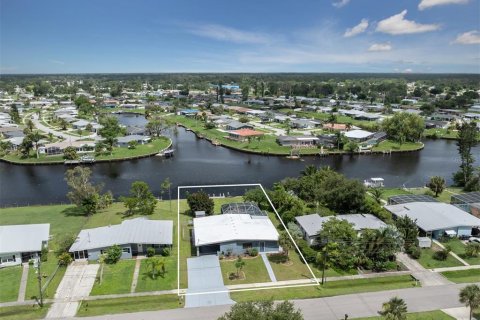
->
[[242, 243, 253, 249], [122, 247, 130, 253], [1, 256, 15, 263]]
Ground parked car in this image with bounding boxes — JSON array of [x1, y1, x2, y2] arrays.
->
[[459, 235, 471, 240], [469, 237, 480, 243]]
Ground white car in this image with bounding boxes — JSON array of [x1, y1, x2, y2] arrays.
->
[[469, 237, 480, 243]]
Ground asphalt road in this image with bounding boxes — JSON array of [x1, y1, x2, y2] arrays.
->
[[75, 282, 479, 320]]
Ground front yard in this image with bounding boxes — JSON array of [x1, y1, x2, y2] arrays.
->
[[440, 238, 480, 265], [220, 256, 271, 285], [25, 252, 66, 300], [135, 256, 177, 292], [0, 266, 22, 302], [352, 310, 455, 320], [441, 268, 480, 283], [90, 260, 136, 295], [0, 304, 51, 320], [417, 244, 463, 269]]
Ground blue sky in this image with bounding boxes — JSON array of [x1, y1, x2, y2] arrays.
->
[[1, 0, 479, 74]]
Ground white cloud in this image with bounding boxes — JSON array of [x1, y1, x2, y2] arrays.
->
[[418, 0, 468, 10], [402, 68, 413, 73], [332, 0, 350, 8], [344, 19, 369, 37], [376, 10, 440, 35], [368, 43, 392, 52], [189, 24, 271, 44], [453, 30, 480, 45]]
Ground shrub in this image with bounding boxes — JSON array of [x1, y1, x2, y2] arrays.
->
[[268, 253, 289, 264], [146, 247, 155, 257], [55, 234, 76, 257], [465, 242, 480, 258], [296, 239, 317, 263], [40, 246, 49, 262], [58, 252, 73, 266], [246, 248, 258, 257], [407, 246, 421, 259], [161, 247, 171, 257], [433, 247, 450, 261], [104, 245, 122, 264]]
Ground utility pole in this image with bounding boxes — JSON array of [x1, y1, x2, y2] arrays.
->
[[36, 252, 44, 307], [321, 237, 328, 285]]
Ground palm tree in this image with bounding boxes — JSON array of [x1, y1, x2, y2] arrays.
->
[[378, 297, 407, 320], [146, 256, 165, 280], [300, 165, 318, 176], [370, 187, 384, 204], [459, 284, 480, 320], [278, 231, 293, 256], [235, 256, 245, 278], [29, 131, 42, 158]]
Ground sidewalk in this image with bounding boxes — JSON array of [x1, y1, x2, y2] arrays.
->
[[259, 253, 277, 282], [396, 252, 452, 286], [17, 263, 29, 302], [130, 256, 146, 293]]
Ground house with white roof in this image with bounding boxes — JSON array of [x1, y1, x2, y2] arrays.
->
[[0, 224, 50, 267], [385, 202, 480, 239], [193, 212, 279, 256], [345, 129, 374, 142], [69, 218, 173, 260]]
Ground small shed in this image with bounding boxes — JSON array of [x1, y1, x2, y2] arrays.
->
[[195, 211, 206, 218], [417, 237, 432, 248]]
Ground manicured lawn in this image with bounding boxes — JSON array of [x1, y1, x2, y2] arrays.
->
[[220, 256, 271, 285], [0, 266, 22, 302], [135, 256, 177, 292], [407, 187, 464, 204], [439, 238, 480, 265], [352, 310, 455, 320], [90, 260, 136, 295], [417, 244, 463, 269], [231, 275, 417, 302], [25, 252, 66, 300], [76, 295, 182, 317], [0, 304, 51, 320], [441, 268, 480, 283], [380, 188, 412, 200], [372, 140, 423, 152]]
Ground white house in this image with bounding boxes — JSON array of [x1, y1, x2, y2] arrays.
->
[[0, 224, 50, 267]]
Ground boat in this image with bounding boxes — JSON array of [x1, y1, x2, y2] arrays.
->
[[158, 149, 175, 158], [364, 177, 384, 188]]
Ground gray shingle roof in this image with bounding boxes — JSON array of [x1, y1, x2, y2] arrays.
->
[[295, 214, 387, 237], [0, 224, 50, 253], [69, 218, 172, 252], [385, 202, 480, 232]]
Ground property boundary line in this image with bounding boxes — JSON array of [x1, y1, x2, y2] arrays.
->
[[176, 183, 319, 297]]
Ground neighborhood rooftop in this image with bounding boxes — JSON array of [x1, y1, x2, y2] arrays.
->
[[0, 224, 50, 254], [69, 218, 173, 252], [193, 214, 278, 247], [384, 202, 480, 232]]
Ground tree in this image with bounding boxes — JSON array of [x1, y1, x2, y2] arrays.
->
[[64, 166, 103, 215], [278, 231, 293, 257], [127, 140, 138, 149], [59, 118, 69, 130], [382, 112, 424, 144], [427, 176, 446, 197], [345, 141, 358, 153], [20, 137, 33, 158], [358, 226, 403, 271], [454, 122, 479, 188], [300, 165, 318, 176], [63, 146, 78, 160], [146, 117, 167, 137], [186, 190, 214, 215], [378, 297, 407, 320], [218, 300, 303, 320], [161, 178, 172, 211], [465, 242, 480, 258], [9, 105, 20, 123], [235, 256, 245, 278], [104, 245, 122, 264], [370, 187, 384, 205], [98, 116, 123, 154], [459, 284, 480, 320], [146, 256, 165, 279], [121, 181, 157, 216], [395, 215, 419, 253], [54, 233, 76, 257], [243, 187, 269, 210], [58, 252, 73, 266]]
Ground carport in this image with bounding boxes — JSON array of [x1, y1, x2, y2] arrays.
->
[[185, 255, 234, 308]]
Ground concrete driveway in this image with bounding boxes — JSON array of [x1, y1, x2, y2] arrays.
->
[[46, 262, 99, 318], [185, 255, 233, 308]]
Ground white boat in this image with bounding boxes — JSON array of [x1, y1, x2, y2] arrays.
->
[[364, 177, 384, 188]]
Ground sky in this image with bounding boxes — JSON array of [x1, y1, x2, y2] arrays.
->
[[1, 0, 479, 74]]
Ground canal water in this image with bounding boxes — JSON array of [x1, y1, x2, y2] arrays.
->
[[0, 113, 477, 206]]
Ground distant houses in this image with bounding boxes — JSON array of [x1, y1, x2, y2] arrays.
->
[[0, 224, 50, 267], [69, 218, 173, 260], [228, 129, 264, 142]]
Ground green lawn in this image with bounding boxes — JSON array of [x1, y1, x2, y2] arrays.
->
[[0, 304, 51, 320], [76, 295, 182, 317], [441, 268, 480, 283], [407, 187, 464, 204], [220, 256, 271, 285], [135, 256, 177, 292], [25, 252, 66, 300], [231, 275, 417, 302], [372, 140, 423, 152], [352, 310, 455, 320], [417, 244, 464, 269], [90, 260, 136, 295], [0, 266, 22, 302], [439, 238, 480, 265]]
